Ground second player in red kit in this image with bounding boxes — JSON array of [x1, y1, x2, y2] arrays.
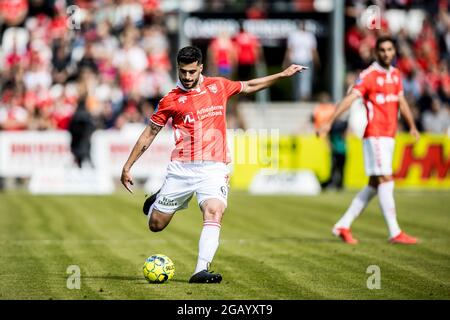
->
[[319, 37, 420, 245]]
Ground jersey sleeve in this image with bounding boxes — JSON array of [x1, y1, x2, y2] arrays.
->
[[150, 97, 172, 127], [352, 72, 370, 97], [221, 78, 244, 97]]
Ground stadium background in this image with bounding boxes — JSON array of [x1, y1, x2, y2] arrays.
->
[[0, 0, 448, 193], [0, 0, 449, 300]]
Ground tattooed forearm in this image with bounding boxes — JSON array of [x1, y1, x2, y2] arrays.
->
[[122, 124, 161, 172], [149, 122, 163, 134], [137, 144, 149, 159]]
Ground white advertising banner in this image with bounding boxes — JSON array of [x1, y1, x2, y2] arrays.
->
[[0, 126, 236, 194], [0, 126, 174, 180], [249, 170, 321, 195], [0, 131, 73, 177], [91, 124, 173, 179]]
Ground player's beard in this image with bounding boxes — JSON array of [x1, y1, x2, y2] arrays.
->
[[180, 76, 199, 89], [378, 56, 393, 69]]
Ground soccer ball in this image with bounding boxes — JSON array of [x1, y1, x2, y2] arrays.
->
[[143, 254, 175, 283]]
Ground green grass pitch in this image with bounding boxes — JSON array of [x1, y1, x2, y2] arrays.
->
[[0, 190, 449, 300]]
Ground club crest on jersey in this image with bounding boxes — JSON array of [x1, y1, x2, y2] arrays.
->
[[183, 112, 195, 124], [178, 96, 187, 104], [376, 77, 384, 87], [393, 75, 399, 84], [207, 84, 218, 94]]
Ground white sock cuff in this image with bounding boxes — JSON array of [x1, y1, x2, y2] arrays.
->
[[378, 181, 395, 195], [378, 180, 394, 188], [203, 220, 221, 228]]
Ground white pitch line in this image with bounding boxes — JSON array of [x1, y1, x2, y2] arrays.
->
[[0, 238, 448, 245]]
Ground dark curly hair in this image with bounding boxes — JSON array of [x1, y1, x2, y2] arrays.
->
[[375, 36, 396, 50], [177, 46, 203, 65]]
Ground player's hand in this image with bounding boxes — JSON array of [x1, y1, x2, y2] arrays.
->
[[281, 64, 308, 78], [316, 122, 332, 138], [121, 168, 134, 194], [410, 128, 420, 143]]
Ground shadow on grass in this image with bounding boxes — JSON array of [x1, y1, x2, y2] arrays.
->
[[83, 275, 188, 284], [83, 275, 143, 281]]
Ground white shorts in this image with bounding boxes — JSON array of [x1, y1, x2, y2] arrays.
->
[[363, 137, 395, 176], [153, 161, 230, 214]]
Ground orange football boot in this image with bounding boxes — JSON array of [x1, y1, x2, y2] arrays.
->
[[389, 231, 418, 244], [333, 227, 359, 244]]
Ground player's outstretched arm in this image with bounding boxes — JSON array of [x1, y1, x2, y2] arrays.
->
[[241, 64, 308, 94], [399, 95, 420, 142], [317, 91, 359, 138], [121, 122, 162, 193]]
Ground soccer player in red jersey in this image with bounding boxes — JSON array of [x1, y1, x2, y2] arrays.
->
[[121, 46, 307, 283], [319, 37, 420, 245]]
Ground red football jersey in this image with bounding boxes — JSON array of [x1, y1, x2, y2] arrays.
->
[[352, 62, 404, 138], [150, 75, 243, 163]]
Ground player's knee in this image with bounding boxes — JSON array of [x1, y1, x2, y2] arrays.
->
[[149, 222, 164, 232], [148, 218, 166, 232], [204, 203, 225, 220]]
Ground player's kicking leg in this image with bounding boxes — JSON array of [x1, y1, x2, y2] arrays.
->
[[189, 198, 224, 284], [147, 209, 174, 232], [142, 162, 195, 232], [144, 190, 193, 232], [142, 189, 176, 232]]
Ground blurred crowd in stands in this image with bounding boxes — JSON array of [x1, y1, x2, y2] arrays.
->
[[0, 0, 449, 134], [0, 0, 172, 132]]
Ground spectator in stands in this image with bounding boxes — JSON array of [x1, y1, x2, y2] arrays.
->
[[0, 0, 176, 134], [246, 0, 268, 19], [422, 97, 450, 133], [399, 97, 424, 133], [142, 24, 171, 72], [77, 40, 99, 73], [233, 23, 262, 81], [207, 30, 237, 77], [284, 20, 320, 101], [68, 90, 96, 168], [438, 60, 450, 104], [402, 71, 421, 100], [51, 39, 73, 84], [0, 88, 28, 131]]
